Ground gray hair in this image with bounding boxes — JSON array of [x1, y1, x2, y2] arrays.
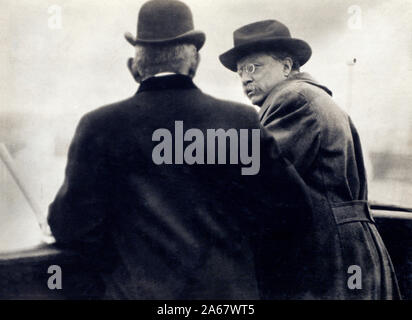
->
[[132, 43, 199, 79], [266, 50, 301, 71]]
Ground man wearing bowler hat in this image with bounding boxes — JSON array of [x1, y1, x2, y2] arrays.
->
[[220, 20, 401, 299], [48, 1, 310, 299]]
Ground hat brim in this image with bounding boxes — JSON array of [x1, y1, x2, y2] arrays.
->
[[125, 30, 206, 51], [219, 38, 312, 72]]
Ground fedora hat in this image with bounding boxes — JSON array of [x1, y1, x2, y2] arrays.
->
[[219, 20, 312, 71], [125, 0, 205, 50]]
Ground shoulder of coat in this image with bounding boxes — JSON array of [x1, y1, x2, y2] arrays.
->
[[77, 96, 137, 134], [295, 81, 351, 134], [263, 80, 312, 116], [266, 79, 349, 129]]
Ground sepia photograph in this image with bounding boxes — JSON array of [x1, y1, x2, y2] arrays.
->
[[0, 0, 411, 302]]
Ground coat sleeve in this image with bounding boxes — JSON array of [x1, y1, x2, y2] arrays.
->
[[252, 123, 314, 229], [47, 114, 112, 246], [262, 90, 321, 176]]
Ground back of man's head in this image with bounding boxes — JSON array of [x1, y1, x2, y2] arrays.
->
[[131, 43, 200, 81]]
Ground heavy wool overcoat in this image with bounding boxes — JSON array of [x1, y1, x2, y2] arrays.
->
[[256, 72, 401, 299], [48, 74, 310, 299]]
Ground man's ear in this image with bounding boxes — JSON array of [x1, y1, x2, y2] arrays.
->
[[127, 57, 142, 83], [283, 57, 293, 76], [188, 52, 200, 78]]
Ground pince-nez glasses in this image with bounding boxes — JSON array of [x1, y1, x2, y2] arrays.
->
[[237, 63, 258, 77]]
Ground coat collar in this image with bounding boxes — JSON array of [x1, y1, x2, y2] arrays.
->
[[258, 72, 332, 120], [137, 74, 198, 93]]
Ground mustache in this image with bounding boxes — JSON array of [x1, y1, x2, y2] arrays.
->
[[244, 83, 256, 92]]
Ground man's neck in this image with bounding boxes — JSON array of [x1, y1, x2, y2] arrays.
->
[[137, 73, 197, 93]]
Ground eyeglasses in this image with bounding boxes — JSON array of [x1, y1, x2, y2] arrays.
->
[[237, 63, 259, 77]]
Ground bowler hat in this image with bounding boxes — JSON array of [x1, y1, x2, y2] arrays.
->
[[125, 0, 205, 50], [219, 20, 312, 71]]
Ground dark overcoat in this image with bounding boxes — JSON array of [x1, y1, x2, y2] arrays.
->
[[257, 72, 401, 299], [48, 74, 309, 299]]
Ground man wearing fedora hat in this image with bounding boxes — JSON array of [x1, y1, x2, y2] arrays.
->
[[47, 1, 311, 299], [220, 20, 401, 299]]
